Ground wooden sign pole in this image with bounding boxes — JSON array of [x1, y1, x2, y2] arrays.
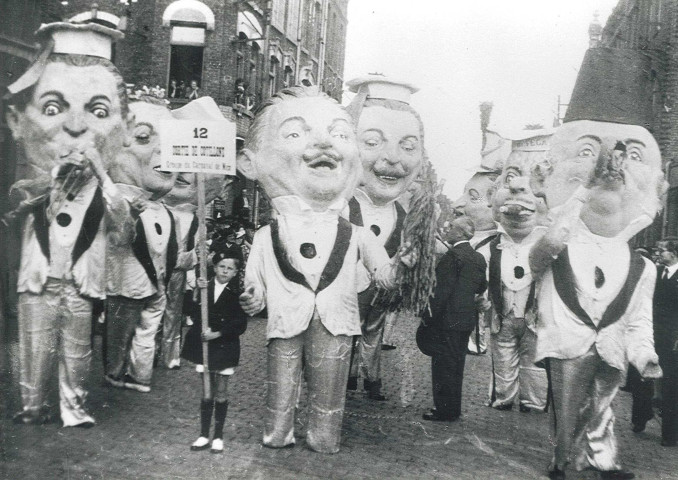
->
[[197, 173, 211, 399]]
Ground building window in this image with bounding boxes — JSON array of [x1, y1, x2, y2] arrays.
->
[[269, 57, 279, 96], [163, 0, 215, 98]]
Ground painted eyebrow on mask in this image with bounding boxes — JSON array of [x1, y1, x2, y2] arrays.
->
[[39, 90, 67, 103], [279, 116, 307, 129], [576, 134, 602, 143], [624, 139, 646, 147], [134, 122, 154, 132]]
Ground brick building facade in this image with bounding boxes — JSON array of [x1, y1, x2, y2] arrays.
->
[[0, 0, 349, 360], [596, 0, 678, 243]]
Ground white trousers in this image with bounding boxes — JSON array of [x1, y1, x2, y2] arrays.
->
[[18, 279, 95, 426], [548, 345, 624, 472], [488, 314, 547, 409]]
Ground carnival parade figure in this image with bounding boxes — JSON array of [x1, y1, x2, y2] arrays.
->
[[158, 97, 235, 370], [343, 75, 424, 401], [237, 86, 415, 453], [486, 130, 551, 413], [529, 48, 665, 480], [6, 22, 132, 427], [104, 96, 185, 393], [453, 167, 500, 355]]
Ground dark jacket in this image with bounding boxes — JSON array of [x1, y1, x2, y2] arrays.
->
[[654, 265, 678, 360], [181, 278, 247, 371], [424, 241, 487, 332]]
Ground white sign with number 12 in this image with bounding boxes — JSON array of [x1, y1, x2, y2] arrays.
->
[[159, 118, 236, 174]]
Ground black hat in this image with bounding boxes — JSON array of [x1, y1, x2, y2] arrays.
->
[[564, 47, 654, 129], [212, 247, 242, 266]]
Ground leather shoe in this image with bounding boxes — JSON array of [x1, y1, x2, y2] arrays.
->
[[368, 391, 387, 401], [632, 422, 647, 433], [346, 376, 358, 391], [381, 344, 396, 351], [661, 439, 677, 447], [492, 403, 513, 411], [422, 411, 458, 422], [13, 410, 53, 425], [547, 467, 565, 480], [598, 469, 635, 480]]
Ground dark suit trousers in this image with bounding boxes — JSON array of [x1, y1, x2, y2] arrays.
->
[[656, 320, 678, 443], [431, 329, 472, 419], [628, 365, 654, 427]]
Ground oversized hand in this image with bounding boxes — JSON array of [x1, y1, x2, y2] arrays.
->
[[130, 196, 149, 215], [475, 295, 491, 313], [239, 285, 264, 316], [398, 241, 418, 268], [641, 361, 663, 380], [83, 146, 107, 182]]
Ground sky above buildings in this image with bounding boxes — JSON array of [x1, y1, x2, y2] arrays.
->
[[343, 0, 620, 200]]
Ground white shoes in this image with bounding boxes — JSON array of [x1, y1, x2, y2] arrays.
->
[[190, 436, 210, 451], [210, 438, 224, 453]]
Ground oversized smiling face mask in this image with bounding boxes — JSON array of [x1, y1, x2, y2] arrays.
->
[[238, 93, 361, 211], [108, 101, 177, 200], [356, 105, 424, 206], [537, 120, 665, 237]]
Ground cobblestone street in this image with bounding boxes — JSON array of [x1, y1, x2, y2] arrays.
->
[[2, 315, 677, 480]]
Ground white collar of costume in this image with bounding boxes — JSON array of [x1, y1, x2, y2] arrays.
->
[[164, 202, 198, 214], [496, 224, 547, 249], [115, 183, 154, 202], [272, 195, 346, 221], [354, 188, 399, 209]]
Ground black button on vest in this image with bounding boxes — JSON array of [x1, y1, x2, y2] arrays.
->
[[594, 266, 605, 288], [370, 224, 381, 236], [514, 266, 525, 279], [300, 243, 316, 259], [155, 223, 162, 235], [56, 213, 72, 227]]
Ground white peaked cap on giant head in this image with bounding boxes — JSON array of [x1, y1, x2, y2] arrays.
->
[[346, 74, 419, 105], [7, 21, 124, 95], [508, 127, 555, 153], [171, 96, 224, 121]]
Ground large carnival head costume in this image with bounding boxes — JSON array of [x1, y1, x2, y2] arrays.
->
[[535, 48, 665, 238], [346, 74, 425, 206], [237, 86, 360, 212], [6, 22, 130, 181], [108, 96, 178, 199], [492, 129, 552, 241], [453, 168, 500, 233]]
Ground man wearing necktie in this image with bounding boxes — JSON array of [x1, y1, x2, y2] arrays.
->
[[654, 239, 678, 447]]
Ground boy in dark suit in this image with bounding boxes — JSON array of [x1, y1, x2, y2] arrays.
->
[[422, 217, 488, 421], [182, 248, 247, 453]]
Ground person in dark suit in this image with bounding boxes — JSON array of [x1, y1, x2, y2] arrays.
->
[[181, 248, 248, 453], [654, 238, 678, 447], [421, 217, 488, 421]]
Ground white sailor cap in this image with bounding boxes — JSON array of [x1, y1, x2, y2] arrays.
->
[[346, 74, 419, 105], [509, 128, 554, 152], [7, 22, 124, 96]]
